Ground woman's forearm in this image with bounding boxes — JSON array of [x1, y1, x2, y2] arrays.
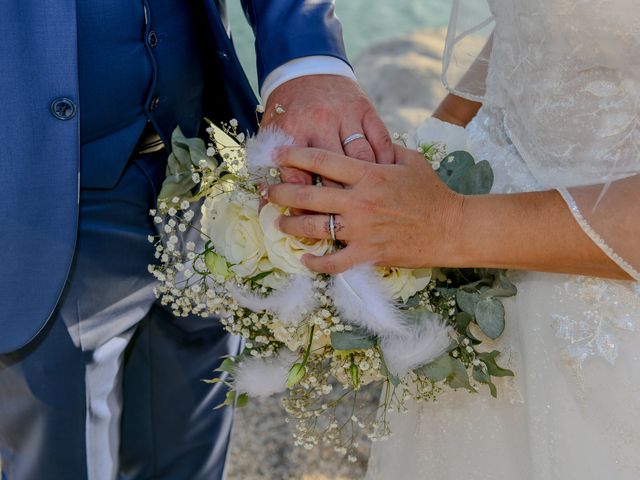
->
[[433, 93, 482, 127], [455, 189, 631, 280]]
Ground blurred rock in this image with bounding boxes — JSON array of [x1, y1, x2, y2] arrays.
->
[[353, 29, 450, 134]]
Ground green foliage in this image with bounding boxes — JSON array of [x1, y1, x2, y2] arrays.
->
[[330, 327, 376, 351], [437, 151, 494, 195], [475, 298, 506, 339], [215, 390, 237, 410], [215, 357, 237, 374], [248, 270, 274, 284], [477, 351, 515, 377], [445, 358, 477, 392], [287, 363, 307, 388], [472, 366, 497, 398], [205, 251, 231, 279], [456, 289, 480, 315], [158, 126, 216, 203], [412, 266, 516, 398], [236, 393, 249, 408], [416, 353, 455, 382]]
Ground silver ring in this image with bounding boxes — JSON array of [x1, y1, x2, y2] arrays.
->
[[342, 133, 366, 147], [329, 214, 337, 242]]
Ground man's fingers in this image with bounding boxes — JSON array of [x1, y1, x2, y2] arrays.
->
[[268, 183, 349, 214], [306, 134, 347, 189], [340, 124, 376, 163], [276, 147, 365, 185], [278, 214, 348, 241], [279, 166, 313, 185], [363, 109, 395, 164], [302, 248, 359, 274]]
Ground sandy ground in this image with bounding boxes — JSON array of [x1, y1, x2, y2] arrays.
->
[[226, 29, 453, 480]]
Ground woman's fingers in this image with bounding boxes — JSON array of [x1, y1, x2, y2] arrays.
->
[[302, 247, 361, 274], [279, 166, 313, 185], [268, 183, 350, 214], [307, 134, 347, 189], [277, 147, 365, 186], [278, 213, 348, 240]]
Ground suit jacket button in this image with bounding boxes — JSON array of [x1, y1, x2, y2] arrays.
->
[[149, 96, 160, 112], [50, 97, 76, 120], [148, 31, 158, 48]]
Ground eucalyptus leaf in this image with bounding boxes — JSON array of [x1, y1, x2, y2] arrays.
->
[[457, 160, 494, 195], [465, 326, 482, 345], [455, 312, 473, 332], [472, 367, 498, 398], [480, 272, 517, 299], [330, 327, 376, 351], [416, 353, 455, 382], [445, 358, 476, 392], [456, 290, 480, 315], [402, 293, 422, 309], [475, 298, 506, 339], [158, 126, 212, 202], [404, 309, 443, 326], [477, 351, 514, 377], [437, 151, 475, 192], [379, 351, 401, 386]]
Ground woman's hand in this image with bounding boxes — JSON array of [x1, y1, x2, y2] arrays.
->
[[267, 145, 465, 273]]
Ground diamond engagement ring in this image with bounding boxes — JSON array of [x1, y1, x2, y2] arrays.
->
[[341, 133, 366, 147]]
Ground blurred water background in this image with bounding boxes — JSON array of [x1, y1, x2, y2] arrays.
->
[[227, 0, 487, 93]]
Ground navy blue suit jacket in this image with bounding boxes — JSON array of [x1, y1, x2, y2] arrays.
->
[[0, 0, 348, 353]]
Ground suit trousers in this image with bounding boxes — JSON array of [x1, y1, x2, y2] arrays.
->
[[0, 148, 240, 480]]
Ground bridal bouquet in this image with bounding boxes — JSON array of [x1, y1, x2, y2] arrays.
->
[[149, 117, 516, 460]]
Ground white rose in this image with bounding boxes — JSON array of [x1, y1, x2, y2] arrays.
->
[[376, 267, 432, 303], [259, 203, 332, 276], [201, 186, 272, 279]]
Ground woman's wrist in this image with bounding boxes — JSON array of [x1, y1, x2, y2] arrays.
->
[[433, 94, 482, 128], [450, 189, 630, 279]]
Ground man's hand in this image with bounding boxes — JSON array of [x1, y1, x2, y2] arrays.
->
[[260, 74, 394, 186]]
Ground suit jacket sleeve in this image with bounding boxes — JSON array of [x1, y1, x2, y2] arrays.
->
[[240, 0, 350, 87]]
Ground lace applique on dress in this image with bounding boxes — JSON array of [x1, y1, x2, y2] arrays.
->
[[552, 277, 640, 368]]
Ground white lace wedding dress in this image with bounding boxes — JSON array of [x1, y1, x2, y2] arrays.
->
[[366, 0, 640, 478]]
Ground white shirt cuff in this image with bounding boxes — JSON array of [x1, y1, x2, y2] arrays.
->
[[260, 56, 357, 104]]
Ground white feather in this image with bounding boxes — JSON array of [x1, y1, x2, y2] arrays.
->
[[233, 351, 297, 397], [329, 265, 409, 337], [245, 126, 294, 177], [381, 317, 452, 377], [229, 274, 318, 325]]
